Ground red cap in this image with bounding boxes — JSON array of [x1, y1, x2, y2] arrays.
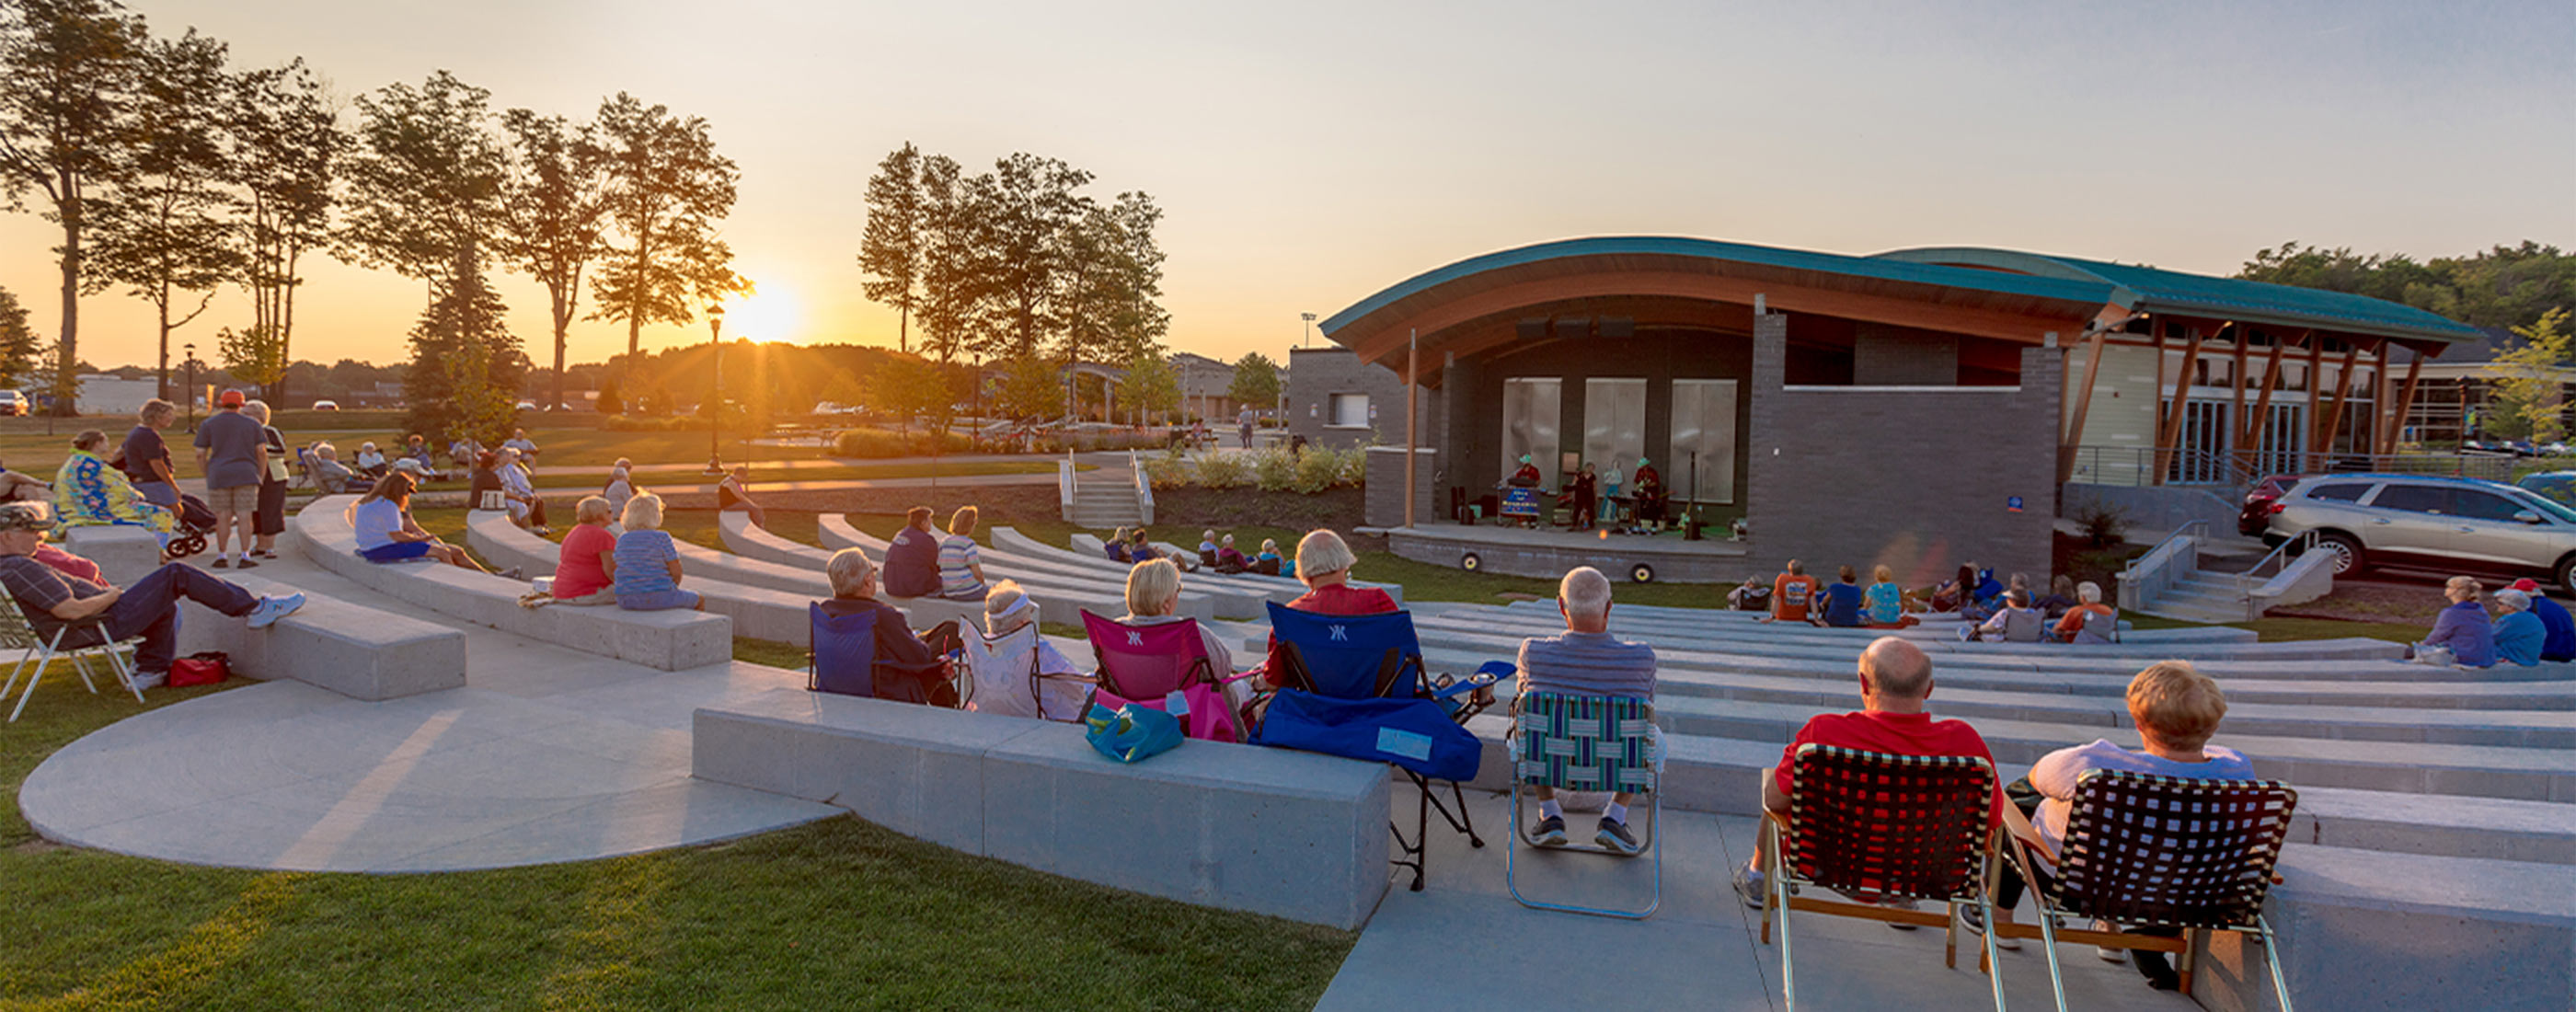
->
[[2511, 578, 2541, 592], [218, 389, 247, 408]]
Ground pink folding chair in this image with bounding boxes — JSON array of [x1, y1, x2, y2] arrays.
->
[[1078, 610, 1249, 742]]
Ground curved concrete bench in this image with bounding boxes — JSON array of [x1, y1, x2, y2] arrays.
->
[[693, 687, 1388, 929], [807, 514, 1210, 624], [61, 524, 164, 588], [970, 524, 1265, 619], [1059, 531, 1402, 607], [292, 497, 730, 671], [174, 570, 467, 701], [463, 511, 847, 646], [1477, 601, 2402, 661]]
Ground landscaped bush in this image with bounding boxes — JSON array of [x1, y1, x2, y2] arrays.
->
[[1142, 447, 1192, 488], [1293, 444, 1354, 493], [1193, 453, 1250, 488], [1028, 430, 1172, 454], [834, 427, 972, 458], [1249, 445, 1298, 489], [1144, 443, 1367, 493], [601, 415, 708, 431]]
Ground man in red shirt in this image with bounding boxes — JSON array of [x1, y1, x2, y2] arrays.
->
[[1732, 637, 1998, 915], [1768, 559, 1819, 624]]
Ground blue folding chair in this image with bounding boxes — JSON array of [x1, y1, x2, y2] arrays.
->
[[1262, 603, 1502, 891], [808, 603, 880, 697]]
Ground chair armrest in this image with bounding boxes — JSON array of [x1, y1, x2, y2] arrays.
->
[[2001, 800, 2057, 868]]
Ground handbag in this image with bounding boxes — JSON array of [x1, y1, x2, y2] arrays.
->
[[1084, 703, 1182, 764], [1250, 689, 1483, 782], [168, 650, 230, 688]]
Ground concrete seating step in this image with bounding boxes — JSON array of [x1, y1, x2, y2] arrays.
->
[[803, 514, 1229, 623], [2258, 844, 2576, 1009], [175, 571, 467, 701], [719, 513, 1200, 624], [1057, 531, 1407, 606], [693, 686, 1390, 928], [1473, 602, 2407, 661], [292, 497, 730, 671]]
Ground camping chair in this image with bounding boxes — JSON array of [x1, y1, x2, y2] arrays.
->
[[1505, 691, 1662, 918], [807, 604, 961, 707], [1994, 770, 2299, 1012], [958, 622, 1091, 720], [1756, 744, 2007, 1011], [0, 593, 145, 723], [1263, 603, 1501, 891], [1077, 610, 1248, 742]]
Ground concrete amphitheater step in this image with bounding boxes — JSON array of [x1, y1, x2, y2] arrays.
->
[[1468, 603, 2407, 662], [801, 514, 1247, 620], [705, 512, 1217, 624]]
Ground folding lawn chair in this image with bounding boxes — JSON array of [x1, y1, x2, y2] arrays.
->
[[0, 592, 144, 723], [1756, 744, 2007, 1011], [956, 622, 1092, 721], [1078, 610, 1247, 742], [808, 604, 960, 706], [1995, 770, 2299, 1012], [1505, 690, 1662, 918], [1262, 603, 1501, 891]]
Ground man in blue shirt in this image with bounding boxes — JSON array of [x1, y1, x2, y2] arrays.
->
[[2509, 579, 2576, 662]]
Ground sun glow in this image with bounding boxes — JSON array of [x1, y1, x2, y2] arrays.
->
[[718, 282, 804, 344]]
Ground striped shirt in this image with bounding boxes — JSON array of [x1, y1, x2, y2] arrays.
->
[[612, 529, 680, 596], [937, 535, 983, 597], [1516, 630, 1656, 702]]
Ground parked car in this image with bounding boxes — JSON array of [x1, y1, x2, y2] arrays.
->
[[2237, 474, 2305, 536], [811, 401, 862, 415], [513, 400, 536, 410], [2266, 473, 2576, 589], [2517, 471, 2576, 507], [0, 390, 24, 416], [309, 399, 339, 410]]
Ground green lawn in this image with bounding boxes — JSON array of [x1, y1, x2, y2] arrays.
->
[[0, 649, 1351, 1009]]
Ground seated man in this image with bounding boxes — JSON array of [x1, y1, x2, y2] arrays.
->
[[494, 447, 548, 534], [1767, 558, 1818, 624], [716, 465, 766, 530], [501, 427, 541, 460], [1734, 637, 1997, 920], [1518, 566, 1657, 856], [1972, 661, 2253, 990], [310, 443, 357, 494], [1968, 588, 2045, 642], [817, 547, 955, 705], [2508, 579, 2576, 662], [880, 506, 943, 599], [0, 502, 304, 689], [2051, 581, 2118, 643], [1197, 529, 1220, 569]]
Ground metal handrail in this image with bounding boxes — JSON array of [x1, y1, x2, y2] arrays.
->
[[2237, 530, 2317, 594], [2122, 519, 2208, 579]]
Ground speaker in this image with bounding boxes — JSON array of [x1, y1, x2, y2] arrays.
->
[[1517, 318, 1547, 340], [1600, 316, 1635, 339], [1552, 316, 1590, 339]]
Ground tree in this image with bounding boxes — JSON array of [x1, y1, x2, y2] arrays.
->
[[86, 28, 236, 402], [1054, 190, 1168, 411], [989, 354, 1063, 420], [910, 153, 975, 363], [2486, 308, 2574, 443], [1122, 352, 1179, 424], [1227, 351, 1280, 409], [593, 374, 622, 416], [857, 142, 926, 354], [865, 353, 948, 432], [403, 240, 523, 446], [214, 322, 285, 392], [962, 153, 1091, 362], [228, 57, 341, 407], [0, 0, 149, 415], [591, 92, 740, 358], [0, 285, 40, 389], [2239, 240, 2575, 334], [338, 71, 505, 290], [496, 106, 608, 413]]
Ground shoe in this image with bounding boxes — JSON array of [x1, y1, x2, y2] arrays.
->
[[2133, 949, 2183, 991], [1732, 864, 1768, 909], [2093, 919, 2125, 962], [500, 567, 524, 581], [236, 558, 259, 569], [1593, 817, 1642, 856], [247, 592, 305, 629], [1958, 903, 2022, 950], [131, 671, 167, 690], [211, 558, 230, 569], [1877, 896, 1921, 930], [1530, 815, 1567, 847]]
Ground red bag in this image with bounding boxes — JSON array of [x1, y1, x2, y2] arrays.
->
[[168, 651, 229, 688]]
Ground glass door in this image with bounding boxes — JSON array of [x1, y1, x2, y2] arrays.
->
[[1583, 378, 1646, 487], [1669, 379, 1738, 503], [1500, 377, 1561, 484]]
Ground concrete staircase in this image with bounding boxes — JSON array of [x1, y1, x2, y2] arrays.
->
[[2122, 522, 2335, 623], [1064, 466, 1148, 528]]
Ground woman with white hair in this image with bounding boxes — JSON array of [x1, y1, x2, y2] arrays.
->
[[1110, 558, 1236, 679], [246, 399, 290, 559], [2491, 588, 2546, 667], [602, 458, 636, 518], [354, 442, 388, 479], [310, 443, 355, 493], [611, 493, 700, 611], [2051, 581, 2119, 644], [960, 580, 1085, 719], [1257, 529, 1396, 686]]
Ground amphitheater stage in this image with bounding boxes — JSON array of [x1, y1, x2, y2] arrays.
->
[[1381, 523, 1750, 584]]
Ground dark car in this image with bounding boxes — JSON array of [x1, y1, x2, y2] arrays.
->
[[2237, 474, 2304, 536]]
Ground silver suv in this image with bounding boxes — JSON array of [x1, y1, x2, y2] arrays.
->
[[2267, 474, 2576, 589]]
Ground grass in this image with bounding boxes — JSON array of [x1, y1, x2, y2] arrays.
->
[[0, 649, 1352, 1009]]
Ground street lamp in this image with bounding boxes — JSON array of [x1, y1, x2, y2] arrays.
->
[[1301, 312, 1317, 349], [181, 343, 200, 432], [703, 302, 726, 477]]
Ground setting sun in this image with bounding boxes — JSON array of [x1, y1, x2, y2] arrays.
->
[[717, 281, 804, 344]]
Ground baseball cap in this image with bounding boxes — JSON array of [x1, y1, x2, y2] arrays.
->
[[219, 389, 247, 408], [2511, 578, 2541, 592], [0, 501, 53, 532]]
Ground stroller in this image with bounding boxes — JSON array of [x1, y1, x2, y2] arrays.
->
[[162, 492, 216, 560]]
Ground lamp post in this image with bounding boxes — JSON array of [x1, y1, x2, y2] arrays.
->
[[703, 303, 726, 477], [182, 343, 200, 433], [1301, 311, 1316, 349]]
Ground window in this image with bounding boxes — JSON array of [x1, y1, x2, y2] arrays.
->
[[2367, 485, 2448, 513], [1327, 393, 1369, 429], [2306, 483, 2370, 502], [2450, 489, 2529, 523]]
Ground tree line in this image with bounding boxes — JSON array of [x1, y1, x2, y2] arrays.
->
[[0, 0, 741, 445]]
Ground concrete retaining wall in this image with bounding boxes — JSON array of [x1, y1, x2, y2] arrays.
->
[[176, 572, 467, 700]]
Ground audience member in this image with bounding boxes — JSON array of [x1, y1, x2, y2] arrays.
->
[[2415, 576, 2494, 668], [502, 428, 542, 459], [354, 442, 388, 479], [1969, 588, 2046, 642], [971, 580, 1083, 719], [1818, 564, 1866, 627], [466, 451, 502, 511], [192, 389, 266, 569], [53, 430, 174, 546], [310, 443, 356, 494], [2053, 581, 2119, 644], [1768, 558, 1818, 624], [247, 399, 288, 560], [549, 496, 621, 604], [402, 434, 444, 480], [0, 502, 305, 689], [602, 459, 636, 519], [351, 473, 502, 574], [1105, 526, 1133, 563], [1213, 535, 1248, 573], [2492, 589, 2545, 667], [119, 400, 181, 510], [1198, 529, 1220, 569], [717, 465, 766, 529], [816, 546, 955, 704], [1128, 527, 1163, 565], [1112, 557, 1236, 684], [1932, 562, 1978, 614], [1259, 530, 1397, 685], [496, 447, 550, 535], [937, 506, 988, 601], [0, 466, 48, 502], [2507, 578, 2575, 661], [613, 493, 701, 612], [2034, 574, 2079, 619], [1516, 566, 1658, 856], [1728, 576, 1771, 612], [1970, 661, 2252, 989], [1864, 564, 1917, 628], [1735, 637, 1998, 917], [1252, 537, 1290, 577], [881, 506, 943, 598]]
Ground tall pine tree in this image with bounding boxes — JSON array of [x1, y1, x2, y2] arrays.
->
[[404, 240, 522, 446]]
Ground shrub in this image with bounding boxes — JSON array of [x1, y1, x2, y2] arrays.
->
[[1292, 445, 1348, 493], [1249, 446, 1298, 490], [601, 415, 706, 431], [2073, 502, 2128, 547], [1193, 453, 1250, 489], [1142, 447, 1192, 488], [834, 427, 971, 458]]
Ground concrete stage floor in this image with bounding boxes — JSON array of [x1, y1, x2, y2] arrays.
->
[[1384, 523, 1752, 583]]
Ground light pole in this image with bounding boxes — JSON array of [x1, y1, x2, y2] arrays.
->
[[703, 303, 726, 477], [181, 343, 200, 433], [1301, 312, 1317, 349]]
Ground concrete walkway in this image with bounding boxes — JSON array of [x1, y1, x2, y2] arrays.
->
[[1321, 791, 2199, 1011], [16, 552, 839, 873]]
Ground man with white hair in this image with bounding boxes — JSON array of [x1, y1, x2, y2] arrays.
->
[[1517, 565, 1658, 855]]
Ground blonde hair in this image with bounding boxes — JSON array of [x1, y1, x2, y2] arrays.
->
[[621, 492, 665, 531], [826, 546, 877, 597], [1872, 563, 1892, 584], [244, 399, 271, 424], [2446, 576, 2483, 601], [2127, 661, 2227, 749], [1110, 525, 1132, 546], [1294, 529, 1357, 585], [575, 496, 615, 524], [949, 505, 979, 535], [1125, 558, 1182, 616], [139, 398, 175, 423], [71, 429, 106, 452]]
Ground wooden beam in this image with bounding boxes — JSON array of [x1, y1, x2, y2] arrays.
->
[[2153, 323, 2207, 484], [2240, 334, 2289, 475], [2303, 330, 2325, 471], [2231, 331, 2250, 474], [2317, 340, 2362, 464], [2384, 352, 2424, 454], [2057, 329, 2110, 484], [2148, 320, 2168, 485]]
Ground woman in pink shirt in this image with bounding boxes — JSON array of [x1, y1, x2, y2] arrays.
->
[[551, 497, 620, 604]]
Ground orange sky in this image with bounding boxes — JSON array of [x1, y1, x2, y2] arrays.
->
[[4, 0, 2570, 374]]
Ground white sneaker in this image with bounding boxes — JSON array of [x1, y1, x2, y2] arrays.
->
[[247, 592, 306, 629], [2093, 919, 2125, 961], [131, 671, 167, 690]]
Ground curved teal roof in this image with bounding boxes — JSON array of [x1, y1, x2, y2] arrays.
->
[[1873, 247, 2484, 343]]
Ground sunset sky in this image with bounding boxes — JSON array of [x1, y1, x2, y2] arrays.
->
[[3, 0, 2570, 374]]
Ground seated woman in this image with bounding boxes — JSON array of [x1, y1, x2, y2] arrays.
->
[[549, 496, 620, 605], [1114, 557, 1236, 673], [960, 580, 1084, 719], [1816, 564, 1868, 627], [310, 443, 356, 494], [1127, 527, 1161, 564], [602, 459, 636, 522], [716, 465, 766, 529], [1966, 589, 2045, 642], [612, 492, 702, 611], [2416, 575, 2494, 668], [494, 447, 549, 534], [353, 442, 388, 479], [1862, 564, 1918, 628], [466, 451, 502, 509], [349, 472, 502, 574], [1251, 537, 1293, 577], [816, 546, 954, 704], [2491, 588, 2545, 667], [2052, 581, 2118, 643], [2033, 574, 2080, 619], [1213, 534, 1248, 573], [1259, 530, 1397, 685], [1931, 562, 1977, 614], [936, 506, 988, 601], [1105, 525, 1133, 563], [52, 429, 175, 547]]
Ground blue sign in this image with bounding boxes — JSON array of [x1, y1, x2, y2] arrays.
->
[[2007, 496, 2025, 512]]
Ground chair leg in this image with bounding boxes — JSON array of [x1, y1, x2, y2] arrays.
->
[[67, 650, 99, 695], [2033, 903, 2069, 1012], [1775, 839, 1797, 1011], [1758, 819, 1777, 945], [1977, 897, 2010, 1012], [0, 650, 32, 704], [108, 645, 143, 703], [8, 643, 57, 722], [2257, 915, 2294, 1012]]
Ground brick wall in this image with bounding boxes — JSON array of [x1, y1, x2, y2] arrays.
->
[[1746, 312, 2061, 587], [1363, 447, 1439, 528], [1853, 323, 1960, 385], [1288, 348, 1426, 450]]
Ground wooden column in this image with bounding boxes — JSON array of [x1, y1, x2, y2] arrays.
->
[[2230, 332, 2250, 475], [2238, 333, 2288, 475], [2058, 329, 2110, 484], [2383, 351, 2423, 454], [2317, 340, 2362, 464], [2148, 320, 2167, 485], [2152, 323, 2207, 484], [2302, 332, 2325, 471]]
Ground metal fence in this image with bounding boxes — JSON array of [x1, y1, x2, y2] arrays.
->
[[2067, 445, 2521, 490]]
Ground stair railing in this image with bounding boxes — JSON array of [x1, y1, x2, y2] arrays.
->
[[2119, 520, 2206, 614]]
